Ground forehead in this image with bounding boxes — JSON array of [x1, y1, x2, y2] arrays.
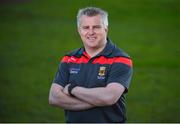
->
[[79, 15, 103, 26]]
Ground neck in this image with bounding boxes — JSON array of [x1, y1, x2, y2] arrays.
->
[[85, 41, 107, 58]]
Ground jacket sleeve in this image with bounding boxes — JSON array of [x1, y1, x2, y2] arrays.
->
[[53, 57, 69, 87], [106, 59, 133, 93]]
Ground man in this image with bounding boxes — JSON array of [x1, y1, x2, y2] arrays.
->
[[49, 7, 133, 123]]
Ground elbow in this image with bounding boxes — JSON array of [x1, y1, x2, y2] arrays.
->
[[49, 94, 65, 108], [49, 96, 57, 106], [94, 96, 118, 106], [104, 97, 118, 106], [102, 94, 120, 106], [49, 98, 54, 106]]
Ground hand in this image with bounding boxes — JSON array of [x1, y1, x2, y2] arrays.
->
[[63, 84, 70, 95]]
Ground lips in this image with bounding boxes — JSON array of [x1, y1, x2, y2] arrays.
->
[[87, 36, 97, 40]]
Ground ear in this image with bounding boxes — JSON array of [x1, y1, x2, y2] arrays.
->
[[105, 26, 108, 33]]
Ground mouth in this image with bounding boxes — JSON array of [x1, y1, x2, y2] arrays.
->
[[87, 36, 97, 41]]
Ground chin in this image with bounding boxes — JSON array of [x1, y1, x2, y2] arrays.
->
[[86, 41, 99, 48], [86, 44, 98, 48]]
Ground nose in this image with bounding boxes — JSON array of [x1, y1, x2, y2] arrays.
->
[[88, 28, 95, 35]]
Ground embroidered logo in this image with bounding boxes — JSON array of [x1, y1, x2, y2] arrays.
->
[[98, 66, 106, 76], [69, 68, 80, 74]]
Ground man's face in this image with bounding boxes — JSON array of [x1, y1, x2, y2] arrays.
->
[[78, 15, 108, 49]]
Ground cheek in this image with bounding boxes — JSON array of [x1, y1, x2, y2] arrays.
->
[[97, 32, 106, 38], [79, 31, 87, 37]]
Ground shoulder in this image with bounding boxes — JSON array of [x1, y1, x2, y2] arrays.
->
[[60, 48, 82, 62], [109, 43, 133, 67], [111, 45, 131, 59], [65, 48, 82, 56]]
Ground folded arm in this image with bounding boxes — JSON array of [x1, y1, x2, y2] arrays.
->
[[49, 83, 95, 111], [69, 82, 125, 106]]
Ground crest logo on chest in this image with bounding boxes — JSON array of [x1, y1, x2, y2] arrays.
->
[[98, 66, 106, 76]]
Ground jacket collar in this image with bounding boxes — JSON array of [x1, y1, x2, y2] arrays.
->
[[77, 37, 115, 57]]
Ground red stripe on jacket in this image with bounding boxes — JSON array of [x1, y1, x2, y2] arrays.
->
[[61, 56, 132, 67]]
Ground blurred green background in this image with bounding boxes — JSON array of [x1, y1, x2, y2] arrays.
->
[[0, 0, 179, 122]]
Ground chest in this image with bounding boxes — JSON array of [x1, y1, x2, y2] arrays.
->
[[68, 63, 111, 88]]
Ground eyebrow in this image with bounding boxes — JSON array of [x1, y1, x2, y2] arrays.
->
[[81, 24, 102, 27]]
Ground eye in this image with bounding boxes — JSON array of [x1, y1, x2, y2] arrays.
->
[[82, 26, 89, 30], [94, 25, 102, 29]]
